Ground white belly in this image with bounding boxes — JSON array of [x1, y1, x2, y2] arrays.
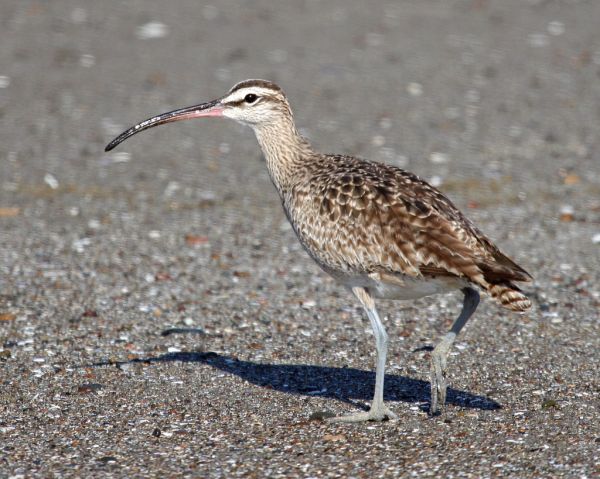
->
[[337, 272, 467, 300]]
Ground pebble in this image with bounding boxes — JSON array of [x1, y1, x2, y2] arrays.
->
[[407, 82, 423, 97], [111, 152, 131, 163], [429, 152, 449, 164], [429, 175, 443, 187], [72, 238, 92, 253], [88, 219, 101, 229], [44, 173, 59, 190], [301, 299, 316, 309], [547, 21, 565, 36], [136, 22, 169, 40], [559, 205, 574, 222], [80, 54, 95, 68]]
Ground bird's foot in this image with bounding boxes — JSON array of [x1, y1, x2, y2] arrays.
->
[[327, 404, 397, 423], [430, 350, 448, 415]]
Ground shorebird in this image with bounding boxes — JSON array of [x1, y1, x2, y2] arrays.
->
[[106, 79, 532, 422]]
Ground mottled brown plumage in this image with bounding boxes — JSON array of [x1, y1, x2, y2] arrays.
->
[[284, 154, 531, 310], [106, 79, 533, 422]]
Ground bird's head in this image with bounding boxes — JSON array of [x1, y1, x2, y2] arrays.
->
[[105, 79, 291, 152], [220, 79, 292, 125]]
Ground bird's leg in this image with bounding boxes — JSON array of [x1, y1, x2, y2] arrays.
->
[[328, 287, 397, 423], [430, 287, 480, 415]]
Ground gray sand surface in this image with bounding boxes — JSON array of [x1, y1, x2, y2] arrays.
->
[[0, 1, 599, 477]]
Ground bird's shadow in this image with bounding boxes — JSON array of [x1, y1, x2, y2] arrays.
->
[[91, 349, 500, 413]]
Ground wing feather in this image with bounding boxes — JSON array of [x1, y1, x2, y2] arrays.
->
[[288, 155, 531, 286]]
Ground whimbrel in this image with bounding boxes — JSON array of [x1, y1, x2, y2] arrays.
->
[[106, 79, 532, 422]]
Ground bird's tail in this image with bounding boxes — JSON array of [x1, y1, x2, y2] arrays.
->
[[487, 282, 531, 312]]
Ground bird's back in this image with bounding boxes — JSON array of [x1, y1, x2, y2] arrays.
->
[[284, 154, 532, 311]]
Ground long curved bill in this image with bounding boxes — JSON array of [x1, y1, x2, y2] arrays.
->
[[104, 99, 223, 152]]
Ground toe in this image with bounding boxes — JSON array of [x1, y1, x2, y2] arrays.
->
[[327, 406, 397, 423]]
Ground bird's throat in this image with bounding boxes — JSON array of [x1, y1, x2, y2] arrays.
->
[[253, 121, 314, 194]]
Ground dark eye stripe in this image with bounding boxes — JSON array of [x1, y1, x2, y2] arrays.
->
[[224, 96, 261, 107]]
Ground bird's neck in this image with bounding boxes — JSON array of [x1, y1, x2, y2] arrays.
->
[[252, 118, 314, 194]]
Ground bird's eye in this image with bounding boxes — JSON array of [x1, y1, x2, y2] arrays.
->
[[244, 93, 258, 104]]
